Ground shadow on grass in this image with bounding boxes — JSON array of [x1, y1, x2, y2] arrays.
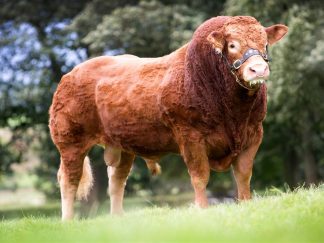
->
[[0, 193, 196, 220], [0, 203, 61, 219]]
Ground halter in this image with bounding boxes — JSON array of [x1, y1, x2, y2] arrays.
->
[[220, 46, 271, 91]]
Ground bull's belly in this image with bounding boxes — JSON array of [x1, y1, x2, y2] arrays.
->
[[101, 118, 179, 157]]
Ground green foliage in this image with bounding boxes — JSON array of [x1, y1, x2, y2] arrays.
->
[[34, 127, 61, 199], [268, 5, 324, 183], [0, 0, 88, 27], [81, 1, 204, 56], [0, 129, 34, 183], [70, 0, 139, 40], [0, 142, 21, 179], [161, 0, 226, 17], [224, 0, 291, 25], [0, 186, 324, 242], [0, 3, 88, 177]]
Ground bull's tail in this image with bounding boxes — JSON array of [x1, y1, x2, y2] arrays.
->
[[145, 160, 162, 176], [76, 156, 93, 200]]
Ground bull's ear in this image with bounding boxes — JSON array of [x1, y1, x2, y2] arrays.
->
[[265, 24, 288, 45], [207, 31, 225, 54]]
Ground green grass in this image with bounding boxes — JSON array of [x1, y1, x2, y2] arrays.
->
[[1, 185, 324, 243]]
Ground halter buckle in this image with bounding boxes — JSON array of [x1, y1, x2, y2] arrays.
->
[[232, 60, 242, 70]]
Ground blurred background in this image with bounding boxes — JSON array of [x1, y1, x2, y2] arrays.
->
[[0, 0, 323, 218]]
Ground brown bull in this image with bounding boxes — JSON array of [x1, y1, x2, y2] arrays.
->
[[49, 16, 288, 220]]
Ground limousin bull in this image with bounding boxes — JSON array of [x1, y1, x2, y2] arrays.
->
[[49, 16, 288, 220]]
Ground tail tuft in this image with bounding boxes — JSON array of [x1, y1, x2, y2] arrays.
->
[[76, 156, 93, 200], [146, 160, 162, 176]]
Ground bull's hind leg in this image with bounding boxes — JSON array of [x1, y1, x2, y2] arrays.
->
[[107, 152, 134, 215], [104, 147, 121, 167], [57, 146, 89, 220]]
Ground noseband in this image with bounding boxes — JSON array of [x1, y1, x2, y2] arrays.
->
[[219, 46, 271, 91]]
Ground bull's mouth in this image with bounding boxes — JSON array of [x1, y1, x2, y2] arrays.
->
[[247, 79, 265, 88]]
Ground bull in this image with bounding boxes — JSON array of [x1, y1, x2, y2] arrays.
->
[[49, 16, 288, 220]]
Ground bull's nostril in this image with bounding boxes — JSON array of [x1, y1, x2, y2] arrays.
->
[[260, 65, 268, 76], [249, 64, 268, 77]]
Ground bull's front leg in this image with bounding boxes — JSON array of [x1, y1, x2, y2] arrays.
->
[[179, 134, 210, 208], [233, 128, 263, 200]]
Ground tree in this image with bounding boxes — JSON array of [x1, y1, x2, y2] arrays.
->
[[72, 1, 205, 56], [269, 6, 324, 185], [0, 0, 89, 189]]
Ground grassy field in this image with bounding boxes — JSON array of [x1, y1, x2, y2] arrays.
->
[[1, 185, 323, 243]]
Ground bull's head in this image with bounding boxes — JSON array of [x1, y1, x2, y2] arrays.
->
[[207, 16, 288, 89]]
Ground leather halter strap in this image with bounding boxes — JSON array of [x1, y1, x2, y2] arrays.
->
[[220, 46, 271, 91], [231, 48, 270, 70]]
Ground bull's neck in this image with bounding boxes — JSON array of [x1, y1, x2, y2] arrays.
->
[[182, 41, 267, 152]]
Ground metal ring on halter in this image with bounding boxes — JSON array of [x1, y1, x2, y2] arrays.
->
[[232, 60, 242, 70]]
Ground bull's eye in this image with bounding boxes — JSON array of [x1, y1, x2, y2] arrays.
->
[[227, 40, 240, 54]]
